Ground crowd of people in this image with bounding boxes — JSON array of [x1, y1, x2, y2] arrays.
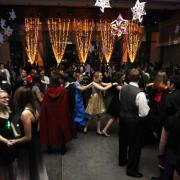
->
[[0, 61, 179, 180]]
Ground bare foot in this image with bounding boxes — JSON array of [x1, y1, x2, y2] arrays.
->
[[83, 127, 87, 134], [102, 130, 110, 137]]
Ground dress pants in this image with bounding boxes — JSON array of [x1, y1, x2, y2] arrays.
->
[[119, 117, 142, 173]]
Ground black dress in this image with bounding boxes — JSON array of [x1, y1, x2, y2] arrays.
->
[[0, 117, 16, 166], [107, 86, 120, 118], [16, 113, 48, 180]]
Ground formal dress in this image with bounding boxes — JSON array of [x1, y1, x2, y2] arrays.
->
[[73, 82, 87, 126], [86, 86, 106, 116], [0, 117, 16, 166], [107, 86, 120, 118], [16, 113, 48, 180]]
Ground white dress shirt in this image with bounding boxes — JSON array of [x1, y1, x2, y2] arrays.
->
[[129, 82, 150, 118]]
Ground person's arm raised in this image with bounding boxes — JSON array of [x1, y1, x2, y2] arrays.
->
[[77, 82, 92, 92], [93, 82, 112, 91], [101, 82, 111, 86]]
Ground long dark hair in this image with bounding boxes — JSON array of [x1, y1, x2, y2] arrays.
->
[[14, 86, 35, 113]]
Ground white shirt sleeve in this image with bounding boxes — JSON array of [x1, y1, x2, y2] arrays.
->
[[136, 92, 150, 117]]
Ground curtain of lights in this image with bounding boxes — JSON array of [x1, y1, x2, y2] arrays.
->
[[74, 19, 94, 64], [125, 21, 143, 63], [24, 17, 41, 65], [48, 18, 70, 65], [99, 20, 115, 63], [96, 35, 104, 62], [122, 36, 128, 64]]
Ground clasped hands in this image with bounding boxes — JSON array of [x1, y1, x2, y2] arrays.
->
[[6, 139, 17, 147]]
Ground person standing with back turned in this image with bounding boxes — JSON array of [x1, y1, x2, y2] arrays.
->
[[119, 68, 150, 178]]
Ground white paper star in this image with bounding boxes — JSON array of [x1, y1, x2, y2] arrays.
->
[[9, 9, 16, 20], [111, 14, 129, 37], [95, 0, 111, 13], [131, 0, 146, 23], [0, 18, 6, 29], [0, 33, 4, 44], [4, 26, 13, 37]]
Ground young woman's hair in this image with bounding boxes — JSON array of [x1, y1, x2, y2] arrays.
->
[[33, 74, 41, 85], [14, 86, 35, 113], [113, 71, 126, 85], [49, 73, 61, 87], [153, 71, 167, 88], [93, 72, 101, 83], [74, 72, 82, 80]]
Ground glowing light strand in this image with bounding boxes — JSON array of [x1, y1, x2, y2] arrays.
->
[[74, 19, 94, 64], [99, 20, 115, 63], [125, 21, 143, 63], [48, 18, 70, 65], [24, 17, 41, 65]]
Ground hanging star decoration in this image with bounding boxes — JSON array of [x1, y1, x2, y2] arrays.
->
[[0, 9, 16, 45], [4, 26, 13, 37], [131, 0, 146, 23], [95, 0, 111, 13], [0, 18, 6, 29], [9, 9, 16, 20], [111, 14, 129, 37], [0, 33, 4, 44]]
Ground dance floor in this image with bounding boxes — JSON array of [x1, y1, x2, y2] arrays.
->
[[44, 114, 159, 180]]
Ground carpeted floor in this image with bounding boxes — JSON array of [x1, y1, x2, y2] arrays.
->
[[44, 115, 159, 180]]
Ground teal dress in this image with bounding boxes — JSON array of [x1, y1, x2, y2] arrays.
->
[[73, 82, 87, 126]]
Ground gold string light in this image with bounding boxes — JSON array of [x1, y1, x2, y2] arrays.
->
[[122, 36, 128, 64], [48, 18, 70, 65], [24, 17, 41, 65], [125, 20, 143, 63], [98, 19, 115, 64], [73, 19, 94, 64], [96, 35, 104, 63]]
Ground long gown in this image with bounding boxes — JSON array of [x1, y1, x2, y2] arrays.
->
[[73, 82, 87, 126], [16, 110, 48, 180], [86, 86, 106, 116], [106, 86, 121, 118], [0, 117, 16, 166]]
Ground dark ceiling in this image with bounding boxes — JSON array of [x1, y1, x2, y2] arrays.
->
[[0, 0, 179, 26], [0, 0, 180, 10]]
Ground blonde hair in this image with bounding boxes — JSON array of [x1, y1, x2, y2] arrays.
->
[[0, 90, 11, 114], [154, 71, 167, 88], [93, 72, 101, 83]]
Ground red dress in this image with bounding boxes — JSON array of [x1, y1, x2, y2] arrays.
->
[[154, 83, 166, 103], [40, 86, 72, 146]]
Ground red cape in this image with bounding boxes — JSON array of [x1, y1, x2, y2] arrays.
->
[[40, 86, 72, 146]]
